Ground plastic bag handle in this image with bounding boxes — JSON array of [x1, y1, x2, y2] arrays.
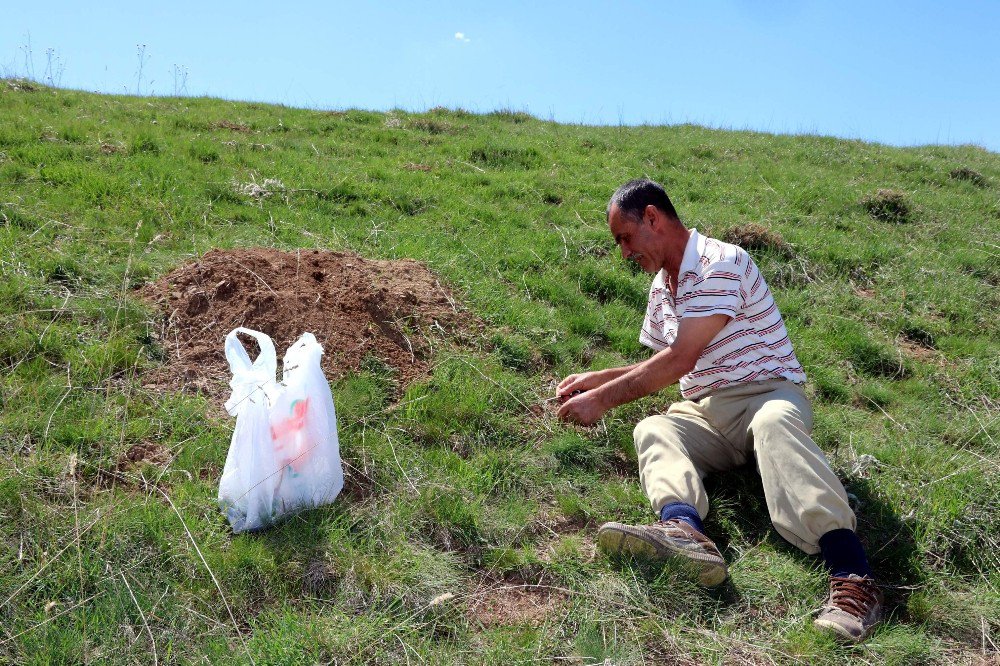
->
[[224, 327, 280, 415], [225, 327, 277, 373], [282, 332, 324, 381]]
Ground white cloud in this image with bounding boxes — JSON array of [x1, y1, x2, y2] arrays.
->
[[454, 32, 471, 43]]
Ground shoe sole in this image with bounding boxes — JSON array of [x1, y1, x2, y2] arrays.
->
[[813, 617, 877, 643], [596, 523, 728, 587]]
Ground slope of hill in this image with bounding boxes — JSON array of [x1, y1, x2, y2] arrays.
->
[[1, 80, 998, 665]]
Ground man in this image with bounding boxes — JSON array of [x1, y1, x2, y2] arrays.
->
[[556, 178, 883, 642]]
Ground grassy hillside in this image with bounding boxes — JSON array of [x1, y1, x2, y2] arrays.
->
[[1, 79, 998, 665]]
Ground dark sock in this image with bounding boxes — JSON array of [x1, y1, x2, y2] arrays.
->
[[819, 528, 874, 579], [659, 502, 705, 533]]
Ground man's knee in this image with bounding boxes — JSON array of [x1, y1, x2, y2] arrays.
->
[[634, 415, 695, 460], [633, 414, 682, 451], [751, 417, 813, 469], [751, 403, 810, 441], [633, 416, 658, 447]]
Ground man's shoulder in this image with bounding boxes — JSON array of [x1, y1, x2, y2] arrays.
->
[[680, 234, 749, 286], [699, 234, 746, 268]]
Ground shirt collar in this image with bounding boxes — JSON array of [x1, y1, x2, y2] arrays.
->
[[655, 228, 700, 292], [678, 228, 701, 276]]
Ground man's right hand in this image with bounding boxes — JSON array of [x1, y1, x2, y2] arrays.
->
[[557, 370, 607, 401]]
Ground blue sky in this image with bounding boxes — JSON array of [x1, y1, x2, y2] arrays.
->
[[4, 1, 999, 151]]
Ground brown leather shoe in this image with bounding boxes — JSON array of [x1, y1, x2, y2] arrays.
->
[[814, 574, 884, 642], [596, 518, 728, 586]]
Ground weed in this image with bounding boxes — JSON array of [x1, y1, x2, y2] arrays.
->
[[545, 432, 612, 472], [133, 44, 151, 95], [171, 63, 189, 96], [42, 48, 65, 88], [232, 175, 286, 200], [0, 163, 29, 184]]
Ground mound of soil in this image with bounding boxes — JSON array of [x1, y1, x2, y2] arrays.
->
[[141, 248, 467, 396]]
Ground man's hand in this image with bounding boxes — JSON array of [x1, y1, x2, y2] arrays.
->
[[557, 370, 607, 400], [557, 390, 608, 426], [554, 312, 727, 424]]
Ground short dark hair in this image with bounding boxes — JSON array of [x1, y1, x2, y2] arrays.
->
[[607, 178, 679, 223]]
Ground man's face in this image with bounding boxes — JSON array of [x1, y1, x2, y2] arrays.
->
[[608, 204, 660, 274]]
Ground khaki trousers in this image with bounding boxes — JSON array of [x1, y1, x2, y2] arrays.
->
[[633, 379, 855, 554]]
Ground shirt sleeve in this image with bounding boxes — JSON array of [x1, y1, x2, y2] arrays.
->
[[677, 260, 743, 320]]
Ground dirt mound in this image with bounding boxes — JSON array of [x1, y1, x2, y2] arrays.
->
[[141, 248, 466, 396]]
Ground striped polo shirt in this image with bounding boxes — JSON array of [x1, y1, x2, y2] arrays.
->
[[639, 229, 806, 400]]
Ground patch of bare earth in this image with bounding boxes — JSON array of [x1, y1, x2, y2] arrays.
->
[[535, 506, 596, 535], [139, 248, 470, 397], [87, 440, 171, 489], [466, 576, 567, 627], [213, 119, 251, 133], [119, 440, 170, 468], [898, 338, 939, 364], [100, 141, 126, 154]]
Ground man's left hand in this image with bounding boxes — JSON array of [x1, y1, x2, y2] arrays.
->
[[557, 390, 607, 426]]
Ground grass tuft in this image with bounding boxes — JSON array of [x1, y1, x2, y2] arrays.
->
[[721, 222, 794, 257], [861, 188, 912, 223], [948, 166, 988, 187], [488, 108, 534, 123], [128, 132, 160, 155], [409, 118, 457, 135], [469, 145, 542, 170]]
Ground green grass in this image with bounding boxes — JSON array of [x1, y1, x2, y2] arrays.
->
[[1, 79, 998, 664]]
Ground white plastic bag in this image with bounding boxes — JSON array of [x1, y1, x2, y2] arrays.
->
[[219, 327, 344, 533]]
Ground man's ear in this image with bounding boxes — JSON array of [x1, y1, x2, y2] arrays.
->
[[644, 204, 658, 226]]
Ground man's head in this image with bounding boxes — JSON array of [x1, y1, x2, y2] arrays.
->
[[607, 178, 684, 274], [606, 178, 679, 224]]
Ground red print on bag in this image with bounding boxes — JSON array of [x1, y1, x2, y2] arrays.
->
[[271, 398, 312, 474]]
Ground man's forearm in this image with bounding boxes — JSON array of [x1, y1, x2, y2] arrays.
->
[[594, 347, 694, 410], [593, 363, 641, 386]]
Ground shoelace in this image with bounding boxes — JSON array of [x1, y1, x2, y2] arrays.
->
[[828, 576, 879, 618], [655, 519, 713, 546]]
